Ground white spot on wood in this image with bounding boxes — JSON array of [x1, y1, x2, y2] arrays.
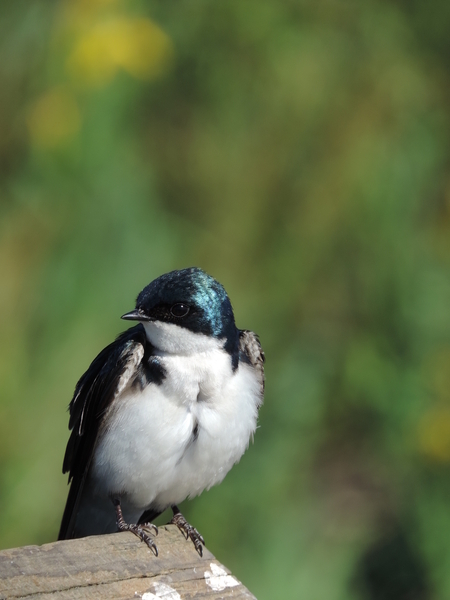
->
[[141, 582, 181, 600], [204, 562, 239, 591]]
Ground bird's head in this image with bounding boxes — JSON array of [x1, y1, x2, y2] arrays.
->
[[122, 267, 238, 355]]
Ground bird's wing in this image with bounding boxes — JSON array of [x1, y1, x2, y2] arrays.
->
[[58, 324, 150, 540], [239, 329, 265, 405]]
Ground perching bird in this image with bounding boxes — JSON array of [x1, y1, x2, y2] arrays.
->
[[58, 267, 264, 555]]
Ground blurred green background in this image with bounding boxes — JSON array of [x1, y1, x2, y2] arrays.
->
[[1, 1, 450, 598]]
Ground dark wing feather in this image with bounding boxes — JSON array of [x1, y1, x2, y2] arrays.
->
[[58, 324, 148, 540], [239, 329, 265, 405]]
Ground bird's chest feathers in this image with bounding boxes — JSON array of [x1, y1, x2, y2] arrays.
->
[[91, 342, 259, 508], [159, 349, 230, 408]]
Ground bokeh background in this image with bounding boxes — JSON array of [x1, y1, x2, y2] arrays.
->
[[1, 1, 450, 598]]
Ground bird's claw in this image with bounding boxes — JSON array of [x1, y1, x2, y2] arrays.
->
[[136, 526, 159, 556], [141, 522, 159, 536], [170, 511, 205, 556], [114, 499, 158, 555], [117, 521, 159, 556]]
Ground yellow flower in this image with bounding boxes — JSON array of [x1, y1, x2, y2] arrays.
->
[[418, 408, 450, 462], [27, 86, 81, 148], [67, 17, 173, 86]]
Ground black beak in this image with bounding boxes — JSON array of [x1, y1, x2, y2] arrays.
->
[[121, 309, 153, 322]]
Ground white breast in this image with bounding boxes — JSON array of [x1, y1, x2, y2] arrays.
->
[[90, 325, 260, 514]]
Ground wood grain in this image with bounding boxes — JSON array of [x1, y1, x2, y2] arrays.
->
[[0, 525, 256, 599]]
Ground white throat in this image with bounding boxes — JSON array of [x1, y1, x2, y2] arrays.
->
[[143, 320, 224, 355]]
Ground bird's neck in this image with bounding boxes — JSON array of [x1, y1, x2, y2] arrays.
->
[[143, 321, 225, 356]]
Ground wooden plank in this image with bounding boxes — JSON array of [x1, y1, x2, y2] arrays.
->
[[0, 525, 256, 599]]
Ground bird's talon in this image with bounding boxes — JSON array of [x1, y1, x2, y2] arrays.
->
[[141, 523, 158, 536], [114, 501, 158, 555], [144, 537, 158, 556], [170, 510, 205, 556]]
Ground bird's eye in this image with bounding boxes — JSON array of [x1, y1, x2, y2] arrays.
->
[[170, 303, 190, 318]]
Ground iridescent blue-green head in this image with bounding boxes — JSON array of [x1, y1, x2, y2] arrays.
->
[[122, 267, 238, 354]]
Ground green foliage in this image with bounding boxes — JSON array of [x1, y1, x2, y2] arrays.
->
[[1, 1, 450, 598]]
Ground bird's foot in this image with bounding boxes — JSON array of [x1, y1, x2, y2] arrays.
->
[[113, 499, 159, 556], [170, 505, 205, 556]]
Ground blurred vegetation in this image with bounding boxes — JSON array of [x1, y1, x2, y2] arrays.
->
[[1, 0, 450, 598]]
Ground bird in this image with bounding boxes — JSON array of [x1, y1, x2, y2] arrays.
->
[[58, 267, 264, 556]]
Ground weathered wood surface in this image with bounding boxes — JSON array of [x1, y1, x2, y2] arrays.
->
[[0, 525, 256, 599]]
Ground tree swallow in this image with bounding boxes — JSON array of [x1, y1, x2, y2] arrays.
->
[[58, 267, 264, 555]]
